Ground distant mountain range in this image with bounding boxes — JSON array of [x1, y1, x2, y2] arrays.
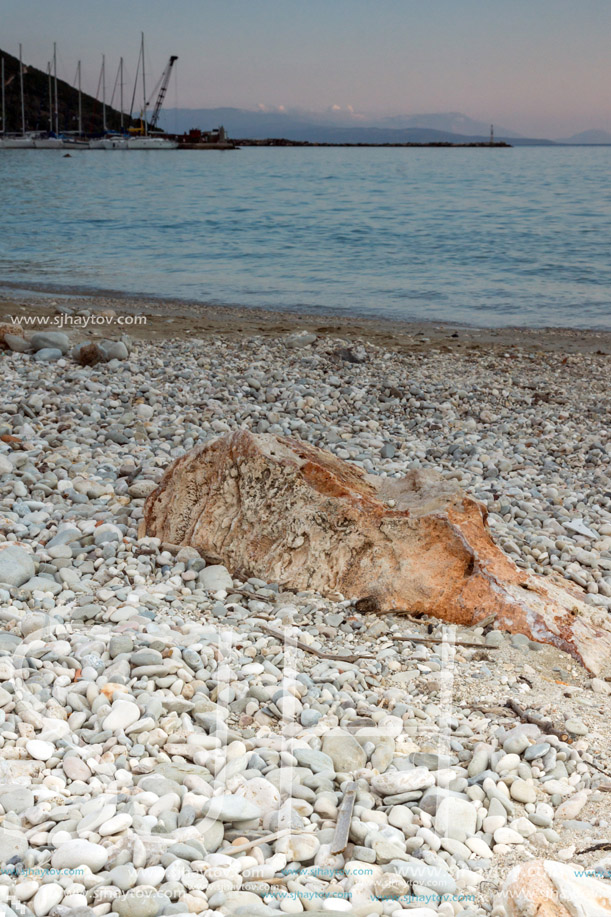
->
[[159, 107, 560, 144], [374, 112, 524, 138], [557, 129, 611, 145]]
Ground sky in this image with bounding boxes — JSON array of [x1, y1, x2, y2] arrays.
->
[[2, 0, 611, 138]]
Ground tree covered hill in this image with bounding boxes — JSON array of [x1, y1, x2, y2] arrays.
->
[[1, 47, 142, 135]]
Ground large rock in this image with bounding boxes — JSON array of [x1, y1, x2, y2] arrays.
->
[[0, 321, 22, 346], [30, 331, 70, 353], [34, 346, 63, 362], [495, 859, 611, 917], [99, 339, 128, 360], [0, 544, 35, 587], [51, 838, 108, 872], [141, 431, 611, 674], [4, 333, 31, 353], [0, 827, 28, 863], [434, 796, 478, 841], [322, 730, 367, 773]]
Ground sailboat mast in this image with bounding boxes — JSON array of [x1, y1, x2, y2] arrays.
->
[[141, 32, 147, 135], [1, 58, 5, 135], [19, 43, 25, 136], [102, 54, 106, 132], [53, 42, 58, 134], [47, 63, 52, 131], [77, 61, 82, 136], [120, 57, 124, 130]]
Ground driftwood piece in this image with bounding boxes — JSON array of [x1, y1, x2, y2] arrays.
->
[[504, 699, 571, 742], [228, 587, 278, 603], [330, 781, 357, 854], [118, 464, 142, 483], [578, 841, 611, 854], [391, 634, 497, 649], [257, 623, 374, 663], [219, 828, 301, 856], [472, 701, 611, 778], [470, 705, 513, 717]]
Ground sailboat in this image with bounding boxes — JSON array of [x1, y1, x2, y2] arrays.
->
[[88, 54, 117, 148], [33, 43, 64, 147], [0, 43, 85, 150], [125, 134, 177, 149], [0, 45, 36, 148], [89, 56, 129, 148], [90, 34, 178, 150]]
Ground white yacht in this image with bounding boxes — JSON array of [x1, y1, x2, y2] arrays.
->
[[89, 134, 127, 150], [33, 135, 65, 149], [125, 135, 178, 150], [89, 133, 177, 150], [0, 134, 36, 148]]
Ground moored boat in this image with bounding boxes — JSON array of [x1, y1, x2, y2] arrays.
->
[[0, 134, 36, 148], [88, 133, 177, 150], [125, 135, 178, 150], [89, 134, 127, 150], [33, 134, 65, 148]]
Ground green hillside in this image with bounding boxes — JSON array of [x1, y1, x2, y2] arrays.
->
[[0, 48, 146, 135]]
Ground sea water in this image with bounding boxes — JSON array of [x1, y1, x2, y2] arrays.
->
[[1, 145, 610, 328]]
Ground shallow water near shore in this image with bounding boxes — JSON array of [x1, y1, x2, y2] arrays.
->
[[1, 145, 610, 328]]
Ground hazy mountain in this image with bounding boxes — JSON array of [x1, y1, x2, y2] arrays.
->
[[557, 129, 611, 144], [160, 106, 552, 143], [160, 107, 317, 137], [375, 111, 523, 138]]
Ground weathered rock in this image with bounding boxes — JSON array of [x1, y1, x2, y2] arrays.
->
[[322, 730, 367, 773], [114, 886, 165, 917], [51, 839, 108, 872], [0, 321, 23, 346], [434, 797, 477, 841], [141, 430, 611, 673], [32, 884, 63, 916], [99, 339, 129, 360], [4, 333, 31, 353], [371, 768, 435, 796], [103, 700, 141, 731], [0, 454, 12, 475], [0, 544, 35, 587], [0, 827, 28, 863], [198, 564, 233, 592], [30, 331, 70, 353], [285, 330, 317, 348], [201, 795, 262, 822], [555, 790, 589, 820], [496, 859, 611, 917], [34, 347, 63, 362]]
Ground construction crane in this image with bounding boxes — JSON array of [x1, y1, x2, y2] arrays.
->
[[147, 55, 178, 130]]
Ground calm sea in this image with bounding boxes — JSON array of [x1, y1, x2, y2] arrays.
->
[[1, 146, 610, 328]]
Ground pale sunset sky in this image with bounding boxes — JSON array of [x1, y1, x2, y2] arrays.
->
[[2, 0, 610, 138]]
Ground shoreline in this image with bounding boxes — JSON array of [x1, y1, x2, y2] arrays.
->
[[2, 288, 611, 356]]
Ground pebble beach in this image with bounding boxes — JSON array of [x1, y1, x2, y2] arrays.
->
[[0, 293, 611, 917]]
